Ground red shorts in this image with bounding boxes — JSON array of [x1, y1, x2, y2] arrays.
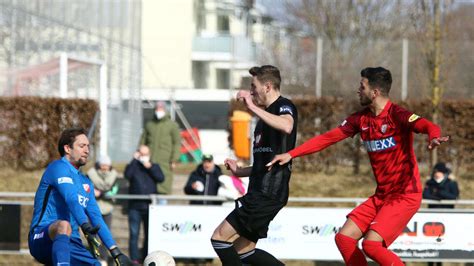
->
[[347, 193, 421, 246]]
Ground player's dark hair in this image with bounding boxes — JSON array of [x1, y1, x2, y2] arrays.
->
[[360, 67, 392, 96], [249, 65, 281, 90], [58, 128, 88, 156]]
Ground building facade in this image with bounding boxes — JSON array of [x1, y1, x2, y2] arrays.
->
[[142, 0, 265, 91]]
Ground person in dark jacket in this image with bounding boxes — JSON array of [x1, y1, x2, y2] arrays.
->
[[124, 145, 164, 264], [423, 162, 459, 209], [423, 162, 459, 266], [184, 154, 222, 205]]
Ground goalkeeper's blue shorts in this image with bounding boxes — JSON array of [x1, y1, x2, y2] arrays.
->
[[29, 223, 101, 266]]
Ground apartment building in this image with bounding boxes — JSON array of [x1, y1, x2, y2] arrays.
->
[[141, 0, 268, 162], [142, 0, 265, 91]]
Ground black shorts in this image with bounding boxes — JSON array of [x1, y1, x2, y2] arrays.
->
[[225, 192, 286, 243]]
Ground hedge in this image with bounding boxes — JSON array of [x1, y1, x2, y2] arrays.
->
[[0, 97, 99, 170], [228, 97, 474, 174]]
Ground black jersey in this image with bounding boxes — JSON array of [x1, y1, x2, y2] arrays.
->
[[248, 96, 298, 202]]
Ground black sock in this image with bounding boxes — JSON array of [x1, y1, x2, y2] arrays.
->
[[239, 248, 284, 266], [211, 239, 242, 266]]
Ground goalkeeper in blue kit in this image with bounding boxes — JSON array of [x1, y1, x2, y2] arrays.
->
[[28, 128, 132, 266]]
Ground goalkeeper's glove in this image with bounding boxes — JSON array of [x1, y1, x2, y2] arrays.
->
[[80, 222, 101, 258], [110, 247, 133, 266]]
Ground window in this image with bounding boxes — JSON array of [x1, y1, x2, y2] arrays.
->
[[195, 0, 206, 33], [216, 69, 230, 89], [192, 61, 208, 89], [217, 15, 230, 33], [142, 101, 229, 130]]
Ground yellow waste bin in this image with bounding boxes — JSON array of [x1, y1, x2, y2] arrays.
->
[[230, 110, 252, 160]]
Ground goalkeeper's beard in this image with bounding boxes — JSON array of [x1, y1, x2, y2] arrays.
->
[[74, 157, 88, 167], [78, 157, 87, 166]]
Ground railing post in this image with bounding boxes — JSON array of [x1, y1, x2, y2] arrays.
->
[[151, 194, 158, 205]]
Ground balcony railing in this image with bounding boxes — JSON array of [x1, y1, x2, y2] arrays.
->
[[192, 35, 256, 62]]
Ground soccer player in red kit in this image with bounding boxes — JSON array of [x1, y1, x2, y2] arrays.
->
[[268, 67, 449, 265]]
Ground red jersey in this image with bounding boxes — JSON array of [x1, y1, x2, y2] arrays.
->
[[289, 101, 440, 196]]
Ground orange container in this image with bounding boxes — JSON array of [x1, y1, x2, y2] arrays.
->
[[230, 111, 252, 159]]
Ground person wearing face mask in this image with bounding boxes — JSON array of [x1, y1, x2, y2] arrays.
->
[[124, 145, 164, 264], [422, 162, 459, 266], [423, 162, 459, 209], [140, 101, 181, 197]]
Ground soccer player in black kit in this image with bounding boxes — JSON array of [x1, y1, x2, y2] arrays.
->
[[211, 65, 297, 265]]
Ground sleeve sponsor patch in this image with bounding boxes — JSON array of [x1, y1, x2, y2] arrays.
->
[[58, 177, 73, 184], [408, 114, 420, 123], [340, 120, 347, 126], [279, 105, 293, 115], [78, 195, 89, 207]]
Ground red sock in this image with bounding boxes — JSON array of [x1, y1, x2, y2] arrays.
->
[[335, 233, 367, 266], [362, 240, 404, 266]]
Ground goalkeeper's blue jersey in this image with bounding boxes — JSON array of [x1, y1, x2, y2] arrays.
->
[[29, 157, 115, 248]]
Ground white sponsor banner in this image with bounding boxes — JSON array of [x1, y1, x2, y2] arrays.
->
[[148, 205, 237, 258], [391, 211, 474, 260], [148, 205, 474, 261]]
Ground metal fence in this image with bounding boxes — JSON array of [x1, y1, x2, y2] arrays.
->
[[1, 191, 473, 209], [0, 0, 143, 162], [1, 192, 473, 262]]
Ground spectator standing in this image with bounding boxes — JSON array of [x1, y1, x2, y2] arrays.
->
[[124, 145, 164, 264], [423, 162, 460, 209], [184, 154, 223, 205], [423, 162, 459, 266], [87, 154, 118, 265], [423, 162, 459, 209], [140, 101, 181, 196]]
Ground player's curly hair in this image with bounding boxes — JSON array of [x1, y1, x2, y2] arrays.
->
[[58, 128, 88, 156], [361, 67, 392, 96], [249, 65, 281, 90]]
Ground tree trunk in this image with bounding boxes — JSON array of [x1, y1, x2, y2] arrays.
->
[[430, 0, 442, 167]]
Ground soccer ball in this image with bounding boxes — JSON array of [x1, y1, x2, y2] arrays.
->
[[143, 250, 176, 266]]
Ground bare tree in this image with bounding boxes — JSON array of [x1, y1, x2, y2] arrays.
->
[[258, 0, 413, 97], [409, 0, 455, 165]]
